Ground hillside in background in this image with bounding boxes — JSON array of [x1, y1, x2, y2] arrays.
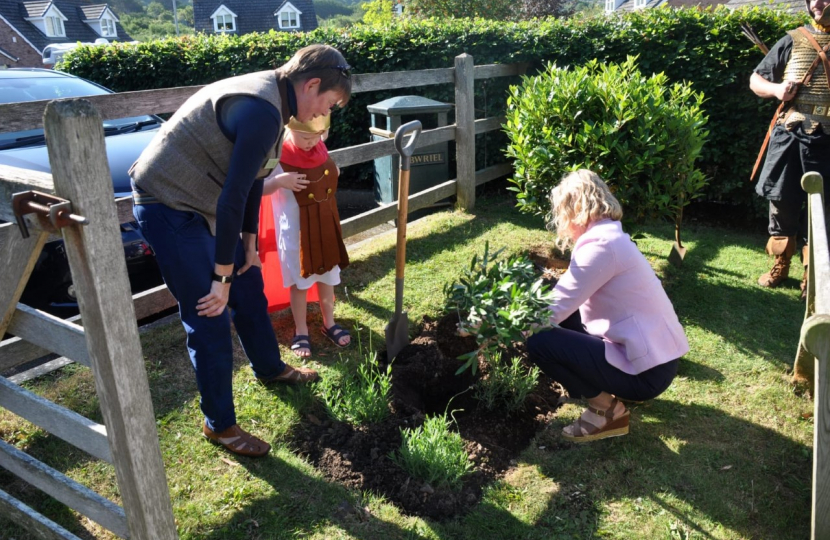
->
[[118, 0, 194, 41], [110, 0, 192, 14]]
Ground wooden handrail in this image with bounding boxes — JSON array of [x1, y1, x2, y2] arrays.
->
[[795, 172, 830, 540]]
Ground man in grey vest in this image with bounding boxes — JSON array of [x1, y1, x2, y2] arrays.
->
[[130, 44, 352, 457]]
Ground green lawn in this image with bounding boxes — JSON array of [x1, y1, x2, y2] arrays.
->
[[0, 191, 814, 539]]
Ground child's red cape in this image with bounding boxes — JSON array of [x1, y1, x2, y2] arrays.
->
[[258, 139, 330, 313], [258, 195, 320, 313]]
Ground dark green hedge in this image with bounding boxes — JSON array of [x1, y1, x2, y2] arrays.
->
[[59, 7, 805, 205]]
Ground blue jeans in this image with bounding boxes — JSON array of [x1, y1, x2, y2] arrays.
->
[[134, 202, 286, 432]]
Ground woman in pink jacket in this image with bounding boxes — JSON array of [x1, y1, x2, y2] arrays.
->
[[527, 170, 689, 443]]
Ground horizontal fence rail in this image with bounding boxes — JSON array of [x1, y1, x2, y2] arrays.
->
[[0, 488, 83, 540], [0, 377, 111, 462], [0, 63, 527, 133], [0, 439, 128, 537]]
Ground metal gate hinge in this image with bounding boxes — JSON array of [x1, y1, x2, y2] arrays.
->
[[12, 191, 89, 239]]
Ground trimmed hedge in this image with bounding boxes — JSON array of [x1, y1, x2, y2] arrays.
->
[[58, 7, 805, 206]]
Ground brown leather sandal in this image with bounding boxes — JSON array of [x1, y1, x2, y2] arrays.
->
[[202, 423, 271, 457], [561, 398, 630, 443], [258, 364, 319, 385]]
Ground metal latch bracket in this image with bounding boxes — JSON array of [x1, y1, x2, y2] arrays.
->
[[12, 191, 89, 239]]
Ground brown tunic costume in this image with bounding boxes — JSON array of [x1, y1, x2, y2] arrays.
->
[[280, 141, 349, 278]]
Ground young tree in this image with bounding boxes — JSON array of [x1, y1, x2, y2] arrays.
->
[[405, 0, 512, 20], [361, 0, 395, 25], [518, 0, 575, 19]]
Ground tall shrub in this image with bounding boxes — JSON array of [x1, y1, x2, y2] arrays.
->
[[505, 56, 709, 221]]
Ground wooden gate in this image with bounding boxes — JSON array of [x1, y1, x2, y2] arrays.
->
[[0, 100, 177, 538]]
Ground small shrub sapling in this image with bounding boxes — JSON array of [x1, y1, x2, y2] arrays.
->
[[444, 242, 555, 375]]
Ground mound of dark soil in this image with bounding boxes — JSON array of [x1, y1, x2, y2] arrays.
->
[[291, 313, 562, 520]]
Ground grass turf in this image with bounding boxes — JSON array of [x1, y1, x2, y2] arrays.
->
[[0, 191, 814, 539]]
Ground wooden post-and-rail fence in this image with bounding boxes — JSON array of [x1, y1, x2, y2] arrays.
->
[[0, 55, 525, 539], [791, 172, 830, 540]]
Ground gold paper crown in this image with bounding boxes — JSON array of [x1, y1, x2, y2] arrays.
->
[[286, 114, 331, 134]]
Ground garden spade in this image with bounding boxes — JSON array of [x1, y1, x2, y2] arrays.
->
[[385, 120, 422, 361], [668, 205, 687, 267]]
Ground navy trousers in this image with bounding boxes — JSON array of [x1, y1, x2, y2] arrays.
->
[[527, 312, 677, 402], [134, 202, 286, 432]]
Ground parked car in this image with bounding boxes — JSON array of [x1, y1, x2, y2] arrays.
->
[[0, 68, 164, 315]]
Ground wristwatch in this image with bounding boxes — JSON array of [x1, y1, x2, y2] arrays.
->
[[212, 272, 234, 284]]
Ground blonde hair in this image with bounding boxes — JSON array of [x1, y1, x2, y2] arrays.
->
[[547, 169, 623, 250], [279, 44, 352, 103]]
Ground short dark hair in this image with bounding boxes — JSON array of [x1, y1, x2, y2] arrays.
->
[[280, 44, 352, 102]]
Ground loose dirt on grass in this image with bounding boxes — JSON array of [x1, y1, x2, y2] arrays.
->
[[292, 247, 569, 520]]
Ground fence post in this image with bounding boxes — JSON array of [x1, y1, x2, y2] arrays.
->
[[454, 53, 475, 211], [43, 99, 177, 540], [797, 171, 830, 540]]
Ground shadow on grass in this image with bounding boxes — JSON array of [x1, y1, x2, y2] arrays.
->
[[638, 223, 805, 370], [676, 357, 725, 383], [448, 399, 811, 540]]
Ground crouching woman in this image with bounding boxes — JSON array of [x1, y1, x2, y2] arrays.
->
[[527, 170, 689, 443]]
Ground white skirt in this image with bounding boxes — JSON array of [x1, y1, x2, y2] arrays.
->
[[270, 187, 340, 291]]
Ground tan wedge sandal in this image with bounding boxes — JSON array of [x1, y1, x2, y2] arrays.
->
[[561, 397, 630, 443]]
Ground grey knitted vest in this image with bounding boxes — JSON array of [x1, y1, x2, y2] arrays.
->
[[130, 70, 285, 235]]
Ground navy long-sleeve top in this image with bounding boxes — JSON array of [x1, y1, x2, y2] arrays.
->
[[213, 85, 296, 265]]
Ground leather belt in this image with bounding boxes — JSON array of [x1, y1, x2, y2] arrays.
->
[[792, 103, 830, 117]]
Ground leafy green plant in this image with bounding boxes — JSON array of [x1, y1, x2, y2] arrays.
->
[[444, 242, 554, 374], [475, 354, 540, 412], [315, 352, 392, 425], [390, 413, 473, 489], [505, 56, 709, 223]]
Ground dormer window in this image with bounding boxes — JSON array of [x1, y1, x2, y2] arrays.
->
[[82, 6, 120, 38], [24, 3, 68, 38], [45, 15, 65, 37], [101, 17, 115, 36], [275, 2, 302, 30], [634, 0, 647, 8], [210, 5, 238, 33], [605, 0, 615, 11]]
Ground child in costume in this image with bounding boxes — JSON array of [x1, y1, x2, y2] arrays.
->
[[262, 114, 350, 357]]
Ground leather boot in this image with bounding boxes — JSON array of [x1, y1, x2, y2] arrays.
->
[[757, 236, 796, 287], [801, 244, 809, 301]]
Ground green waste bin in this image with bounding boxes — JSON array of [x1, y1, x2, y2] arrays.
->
[[368, 95, 452, 204]]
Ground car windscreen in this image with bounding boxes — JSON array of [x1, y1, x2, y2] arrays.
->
[[0, 76, 160, 149]]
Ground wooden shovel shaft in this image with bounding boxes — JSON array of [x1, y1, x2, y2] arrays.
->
[[395, 168, 410, 280]]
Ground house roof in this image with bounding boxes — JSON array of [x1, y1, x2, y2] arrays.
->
[[724, 0, 802, 14], [20, 1, 51, 17], [79, 3, 114, 20], [0, 0, 131, 52], [194, 0, 318, 34]]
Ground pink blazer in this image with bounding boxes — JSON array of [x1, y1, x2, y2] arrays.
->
[[549, 219, 689, 375]]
